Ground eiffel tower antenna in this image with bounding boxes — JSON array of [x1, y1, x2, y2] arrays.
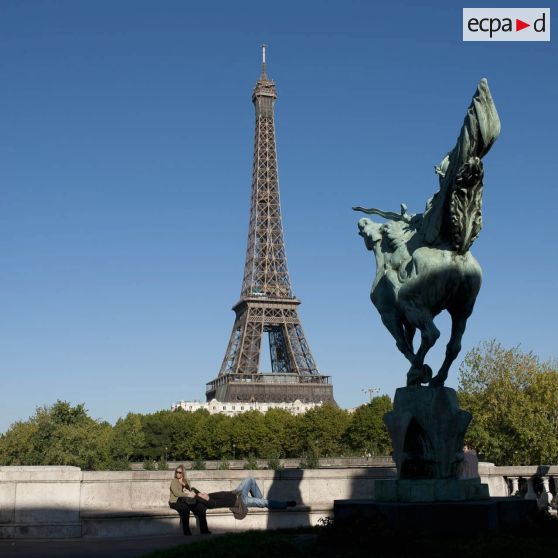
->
[[261, 43, 267, 78], [206, 47, 334, 404]]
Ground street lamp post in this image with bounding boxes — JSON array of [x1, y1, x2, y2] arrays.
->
[[361, 387, 381, 403]]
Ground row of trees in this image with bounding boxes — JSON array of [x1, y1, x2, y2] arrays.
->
[[0, 397, 393, 470], [1, 341, 556, 469]]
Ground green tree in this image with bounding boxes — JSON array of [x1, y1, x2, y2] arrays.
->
[[458, 340, 558, 465], [188, 412, 233, 460], [299, 403, 351, 457], [344, 395, 392, 456], [0, 400, 112, 470], [264, 408, 301, 458], [0, 419, 39, 465], [41, 420, 112, 469], [110, 413, 145, 462], [170, 409, 205, 460], [170, 408, 229, 461], [230, 411, 271, 458], [140, 410, 175, 461]]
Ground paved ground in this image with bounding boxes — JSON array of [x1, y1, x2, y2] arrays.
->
[[0, 533, 220, 558]]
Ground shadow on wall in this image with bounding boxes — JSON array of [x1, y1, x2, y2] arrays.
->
[[349, 466, 397, 502], [267, 469, 309, 529]]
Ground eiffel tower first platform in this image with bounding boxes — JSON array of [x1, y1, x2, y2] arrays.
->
[[206, 47, 334, 404]]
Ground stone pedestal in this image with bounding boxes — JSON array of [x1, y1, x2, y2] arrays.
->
[[376, 386, 490, 502], [384, 386, 470, 479], [374, 478, 489, 503]]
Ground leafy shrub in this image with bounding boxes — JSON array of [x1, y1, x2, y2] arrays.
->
[[109, 459, 131, 471], [218, 458, 230, 470], [192, 457, 206, 470], [143, 459, 157, 470], [243, 454, 258, 470], [299, 450, 319, 469], [267, 452, 284, 470]]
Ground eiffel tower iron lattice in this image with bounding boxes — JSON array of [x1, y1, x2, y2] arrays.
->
[[206, 47, 334, 404]]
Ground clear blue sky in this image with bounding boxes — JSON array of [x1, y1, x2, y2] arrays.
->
[[1, 0, 556, 432]]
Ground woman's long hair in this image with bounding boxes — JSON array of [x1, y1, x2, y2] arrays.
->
[[174, 465, 190, 489]]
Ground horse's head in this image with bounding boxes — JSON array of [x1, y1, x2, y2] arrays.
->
[[358, 218, 383, 251]]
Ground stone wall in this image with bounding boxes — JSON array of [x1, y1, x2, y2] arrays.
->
[[0, 464, 539, 539]]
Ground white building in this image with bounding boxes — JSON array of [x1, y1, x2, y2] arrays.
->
[[171, 398, 322, 416]]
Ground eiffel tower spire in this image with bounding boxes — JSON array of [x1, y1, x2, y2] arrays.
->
[[260, 43, 267, 79], [206, 48, 334, 404]]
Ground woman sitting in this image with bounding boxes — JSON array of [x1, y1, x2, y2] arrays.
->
[[168, 465, 211, 535]]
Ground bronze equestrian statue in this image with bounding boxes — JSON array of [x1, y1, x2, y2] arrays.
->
[[354, 79, 500, 388]]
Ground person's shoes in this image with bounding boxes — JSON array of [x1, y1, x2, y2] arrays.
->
[[201, 530, 212, 535], [183, 530, 192, 536], [286, 501, 296, 507]]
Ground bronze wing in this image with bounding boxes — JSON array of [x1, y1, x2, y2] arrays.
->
[[421, 79, 501, 250]]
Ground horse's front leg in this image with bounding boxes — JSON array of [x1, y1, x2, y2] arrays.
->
[[403, 320, 416, 353], [430, 314, 467, 387], [406, 311, 440, 386]]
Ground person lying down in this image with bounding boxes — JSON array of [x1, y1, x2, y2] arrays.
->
[[197, 475, 297, 518]]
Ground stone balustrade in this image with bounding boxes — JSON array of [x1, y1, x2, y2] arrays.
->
[[481, 464, 558, 510], [0, 463, 555, 539]]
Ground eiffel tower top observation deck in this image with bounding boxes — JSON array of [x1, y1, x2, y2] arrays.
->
[[206, 47, 334, 404]]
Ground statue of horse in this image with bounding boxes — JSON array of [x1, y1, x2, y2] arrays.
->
[[354, 79, 500, 387]]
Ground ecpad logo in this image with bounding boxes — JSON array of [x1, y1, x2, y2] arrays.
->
[[463, 8, 550, 41], [468, 13, 545, 37]]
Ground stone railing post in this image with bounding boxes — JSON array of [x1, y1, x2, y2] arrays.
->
[[539, 476, 553, 509], [508, 476, 519, 496], [525, 476, 537, 500]]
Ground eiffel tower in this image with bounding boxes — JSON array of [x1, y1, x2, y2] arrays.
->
[[206, 47, 334, 404]]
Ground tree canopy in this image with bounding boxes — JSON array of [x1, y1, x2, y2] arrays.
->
[[0, 398, 393, 469], [458, 340, 558, 466], [0, 400, 113, 469]]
